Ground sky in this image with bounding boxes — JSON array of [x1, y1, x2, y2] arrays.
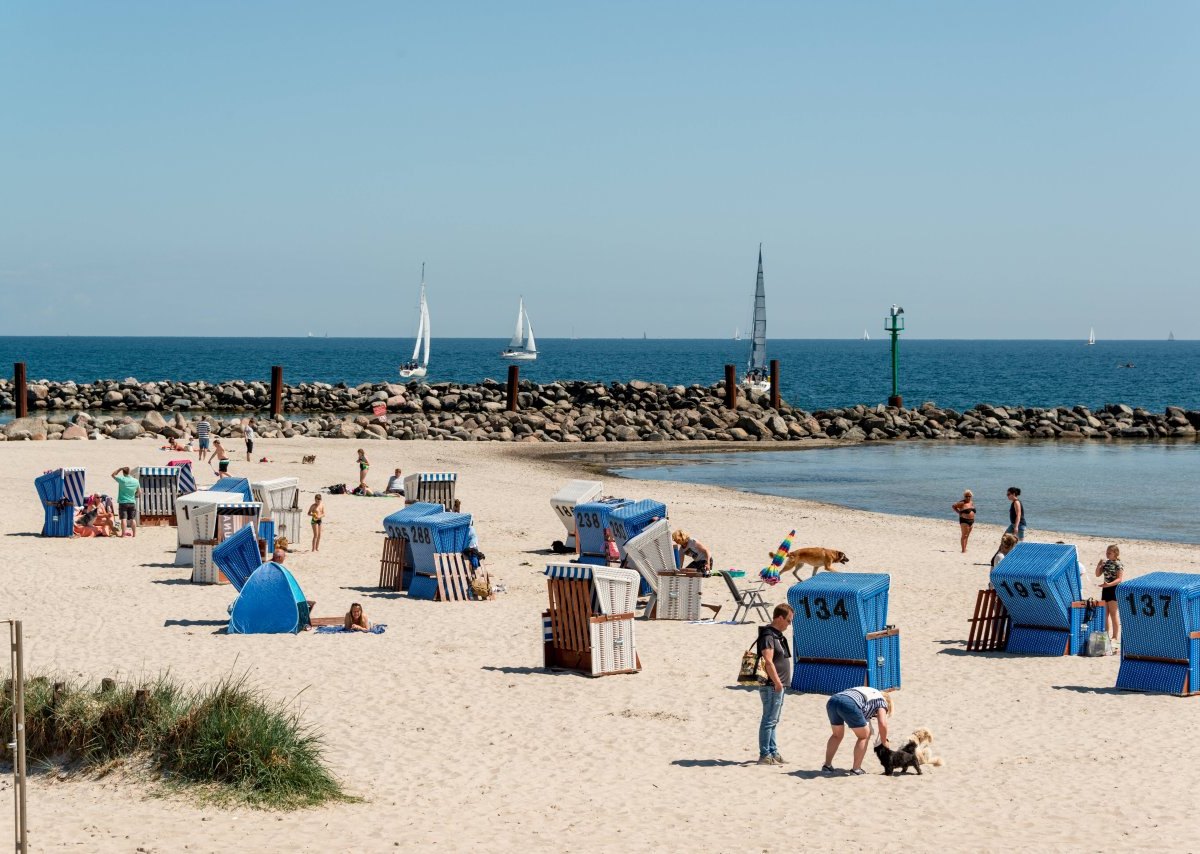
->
[[1, 1, 1197, 339]]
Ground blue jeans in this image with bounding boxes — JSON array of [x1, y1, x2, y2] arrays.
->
[[1005, 524, 1028, 541], [759, 686, 786, 757]]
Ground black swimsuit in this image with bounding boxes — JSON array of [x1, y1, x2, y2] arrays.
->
[[958, 505, 976, 526]]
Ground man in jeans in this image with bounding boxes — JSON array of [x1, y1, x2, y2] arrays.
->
[[196, 417, 211, 462], [110, 467, 140, 538], [757, 603, 794, 765]]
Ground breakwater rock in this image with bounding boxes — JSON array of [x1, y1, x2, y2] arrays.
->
[[1, 377, 1198, 442]]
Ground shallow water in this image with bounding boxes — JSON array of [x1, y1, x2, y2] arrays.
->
[[611, 440, 1200, 545]]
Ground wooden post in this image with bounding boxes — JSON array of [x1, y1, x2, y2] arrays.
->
[[724, 364, 737, 409], [14, 362, 27, 418], [769, 359, 780, 409], [270, 365, 283, 417], [506, 365, 520, 412], [9, 621, 28, 854]]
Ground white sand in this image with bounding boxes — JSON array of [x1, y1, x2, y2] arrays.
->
[[1, 436, 1197, 852]]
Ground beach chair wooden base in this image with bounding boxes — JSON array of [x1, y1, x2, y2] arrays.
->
[[966, 588, 1011, 652], [139, 513, 175, 528], [378, 536, 409, 591], [433, 552, 491, 602], [191, 541, 228, 584]]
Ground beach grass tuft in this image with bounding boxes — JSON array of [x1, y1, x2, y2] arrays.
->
[[1, 673, 354, 810]]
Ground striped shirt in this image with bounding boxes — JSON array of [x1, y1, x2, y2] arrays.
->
[[196, 420, 210, 439], [845, 687, 888, 724]]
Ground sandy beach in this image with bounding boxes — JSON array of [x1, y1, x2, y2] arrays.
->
[[2, 435, 1197, 852]]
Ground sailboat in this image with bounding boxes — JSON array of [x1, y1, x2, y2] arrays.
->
[[1087, 327, 1096, 346], [743, 245, 770, 394], [398, 265, 431, 378], [862, 329, 870, 341], [733, 327, 741, 341], [501, 297, 537, 361], [1168, 331, 1175, 341]]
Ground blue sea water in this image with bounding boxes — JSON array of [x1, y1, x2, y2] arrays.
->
[[1, 337, 1196, 412], [611, 441, 1200, 545]]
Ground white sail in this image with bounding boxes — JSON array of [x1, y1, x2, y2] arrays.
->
[[410, 284, 426, 362], [419, 289, 431, 367], [1088, 327, 1096, 345], [524, 311, 536, 354], [399, 265, 431, 378], [510, 298, 526, 348], [747, 244, 767, 373]]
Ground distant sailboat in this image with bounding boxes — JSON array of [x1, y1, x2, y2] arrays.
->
[[501, 297, 537, 361], [733, 327, 741, 341], [743, 245, 770, 394], [1168, 331, 1176, 341], [862, 329, 870, 341], [1087, 327, 1096, 346], [399, 264, 431, 378]]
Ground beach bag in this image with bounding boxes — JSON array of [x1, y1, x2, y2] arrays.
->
[[738, 631, 768, 685], [326, 483, 348, 495], [1086, 631, 1112, 657]]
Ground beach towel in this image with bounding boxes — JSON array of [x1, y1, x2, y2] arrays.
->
[[760, 530, 796, 585], [315, 624, 387, 635]]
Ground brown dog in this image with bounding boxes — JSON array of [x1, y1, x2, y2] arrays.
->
[[778, 547, 850, 580]]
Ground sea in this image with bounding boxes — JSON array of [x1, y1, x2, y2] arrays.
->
[[3, 336, 1197, 544]]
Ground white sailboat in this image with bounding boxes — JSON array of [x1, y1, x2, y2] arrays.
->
[[501, 297, 537, 361], [398, 265, 431, 378], [743, 245, 770, 394], [733, 327, 741, 341], [1087, 327, 1096, 346], [1168, 331, 1175, 341], [862, 329, 870, 341]]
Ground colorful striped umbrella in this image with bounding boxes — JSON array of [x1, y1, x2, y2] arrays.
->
[[760, 530, 796, 585]]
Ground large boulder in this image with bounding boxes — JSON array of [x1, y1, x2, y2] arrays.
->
[[61, 424, 88, 440], [111, 423, 144, 440], [4, 417, 48, 440]]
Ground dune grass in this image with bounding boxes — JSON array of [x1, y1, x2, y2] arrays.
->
[[0, 673, 354, 810]]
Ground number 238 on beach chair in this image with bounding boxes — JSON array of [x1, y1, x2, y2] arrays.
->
[[541, 564, 641, 677]]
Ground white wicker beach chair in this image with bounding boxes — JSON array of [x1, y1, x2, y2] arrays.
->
[[135, 466, 182, 524], [403, 472, 458, 510], [622, 519, 676, 618], [548, 479, 603, 552]]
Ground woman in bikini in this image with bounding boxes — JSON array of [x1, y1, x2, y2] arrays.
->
[[951, 489, 976, 553], [308, 494, 325, 552], [344, 602, 371, 632]]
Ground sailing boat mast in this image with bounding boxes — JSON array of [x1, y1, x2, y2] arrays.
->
[[748, 244, 767, 374]]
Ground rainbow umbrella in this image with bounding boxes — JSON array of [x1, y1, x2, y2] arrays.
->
[[760, 530, 796, 585]]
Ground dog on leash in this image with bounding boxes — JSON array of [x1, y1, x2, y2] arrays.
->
[[874, 741, 922, 776], [908, 728, 944, 767], [777, 547, 850, 580], [302, 455, 317, 465]]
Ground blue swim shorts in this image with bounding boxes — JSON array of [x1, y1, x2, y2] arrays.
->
[[826, 693, 868, 729]]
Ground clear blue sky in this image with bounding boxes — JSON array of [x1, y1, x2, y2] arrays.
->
[[1, 2, 1196, 339]]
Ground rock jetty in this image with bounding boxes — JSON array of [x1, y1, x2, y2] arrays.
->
[[1, 377, 1197, 442]]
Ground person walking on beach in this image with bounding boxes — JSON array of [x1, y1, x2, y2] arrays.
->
[[211, 439, 230, 474], [195, 417, 211, 462], [823, 687, 893, 776], [952, 489, 976, 553], [356, 449, 370, 488], [1005, 487, 1027, 541], [1095, 544, 1124, 651], [308, 494, 325, 552], [243, 418, 256, 462], [110, 467, 140, 538], [756, 603, 793, 766]]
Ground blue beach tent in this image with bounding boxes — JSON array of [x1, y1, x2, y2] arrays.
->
[[227, 562, 310, 634]]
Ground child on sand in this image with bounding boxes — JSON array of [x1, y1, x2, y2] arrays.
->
[[308, 494, 324, 552], [356, 449, 369, 488], [211, 439, 230, 474], [1095, 545, 1124, 651]]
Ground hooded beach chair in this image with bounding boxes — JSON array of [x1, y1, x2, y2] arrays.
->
[[135, 465, 183, 526], [608, 499, 668, 561], [175, 489, 245, 565], [541, 564, 640, 677], [251, 477, 303, 545], [990, 543, 1100, 656], [573, 497, 634, 565], [720, 570, 770, 624], [403, 472, 458, 510], [211, 525, 264, 591], [1116, 572, 1200, 695], [379, 503, 444, 591], [189, 500, 264, 582], [34, 468, 85, 538], [549, 479, 603, 553]]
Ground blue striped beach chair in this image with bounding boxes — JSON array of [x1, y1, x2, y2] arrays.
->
[[990, 543, 1099, 656], [34, 468, 84, 538], [380, 503, 443, 590], [549, 479, 603, 553], [787, 573, 901, 693], [403, 472, 458, 510], [136, 465, 183, 525], [1116, 572, 1200, 695], [402, 511, 473, 600], [573, 498, 634, 565], [190, 501, 264, 582], [541, 563, 640, 677], [212, 525, 264, 591], [608, 499, 668, 560], [167, 459, 197, 496]]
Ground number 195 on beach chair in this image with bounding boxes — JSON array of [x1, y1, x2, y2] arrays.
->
[[1116, 572, 1200, 696], [787, 573, 900, 694], [990, 543, 1101, 656]]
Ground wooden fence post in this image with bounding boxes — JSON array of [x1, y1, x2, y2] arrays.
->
[[506, 365, 520, 412], [14, 362, 27, 418], [769, 359, 780, 409], [724, 364, 737, 409], [270, 365, 283, 417]]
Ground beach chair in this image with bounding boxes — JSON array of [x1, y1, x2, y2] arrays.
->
[[403, 472, 458, 510], [403, 512, 474, 600], [622, 519, 677, 619], [549, 479, 603, 552], [1116, 572, 1200, 695], [573, 497, 634, 565], [380, 503, 442, 591], [541, 563, 640, 677], [175, 489, 244, 565], [211, 525, 264, 590], [167, 459, 197, 496], [34, 468, 85, 538], [990, 543, 1099, 656], [720, 570, 770, 624], [190, 501, 263, 582], [608, 499, 668, 561], [433, 552, 492, 602], [135, 465, 183, 526], [786, 573, 901, 693]]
